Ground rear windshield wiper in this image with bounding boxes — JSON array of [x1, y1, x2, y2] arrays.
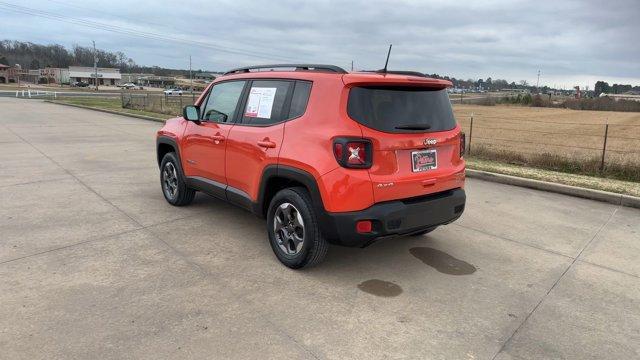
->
[[394, 124, 431, 130]]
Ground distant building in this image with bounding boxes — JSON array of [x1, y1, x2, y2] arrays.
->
[[0, 64, 24, 84], [120, 73, 154, 84], [499, 88, 529, 93], [0, 64, 10, 83], [39, 68, 70, 84], [136, 75, 176, 87], [68, 66, 121, 85], [599, 93, 640, 102]]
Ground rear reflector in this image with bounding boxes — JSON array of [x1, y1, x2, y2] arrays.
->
[[356, 220, 372, 233]]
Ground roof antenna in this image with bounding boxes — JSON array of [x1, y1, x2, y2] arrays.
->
[[381, 44, 392, 73]]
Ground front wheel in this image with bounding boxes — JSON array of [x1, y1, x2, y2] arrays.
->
[[160, 152, 195, 206], [266, 187, 328, 269]]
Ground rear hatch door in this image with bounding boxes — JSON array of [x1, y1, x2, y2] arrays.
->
[[346, 84, 464, 203]]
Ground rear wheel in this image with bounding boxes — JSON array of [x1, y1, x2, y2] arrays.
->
[[267, 187, 328, 269], [160, 152, 195, 206]]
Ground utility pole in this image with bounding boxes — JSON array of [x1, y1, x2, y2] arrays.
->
[[93, 40, 98, 91], [536, 70, 540, 92], [351, 60, 354, 71], [189, 55, 192, 91]]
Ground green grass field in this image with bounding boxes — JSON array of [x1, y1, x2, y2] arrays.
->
[[466, 157, 639, 197]]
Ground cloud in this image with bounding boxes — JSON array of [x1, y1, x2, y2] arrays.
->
[[1, 0, 638, 87]]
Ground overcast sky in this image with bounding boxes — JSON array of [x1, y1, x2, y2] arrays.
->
[[1, 0, 638, 88]]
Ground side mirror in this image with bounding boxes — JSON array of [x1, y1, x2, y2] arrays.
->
[[183, 105, 200, 121]]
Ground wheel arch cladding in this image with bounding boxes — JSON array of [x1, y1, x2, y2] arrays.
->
[[258, 165, 326, 218], [156, 136, 179, 167]]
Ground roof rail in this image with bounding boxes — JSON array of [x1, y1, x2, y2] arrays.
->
[[224, 64, 347, 75], [362, 70, 428, 78]]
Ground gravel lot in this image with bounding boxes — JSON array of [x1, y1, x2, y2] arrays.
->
[[1, 98, 639, 359]]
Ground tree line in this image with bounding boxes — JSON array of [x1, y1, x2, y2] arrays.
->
[[0, 40, 205, 76], [594, 81, 640, 96], [431, 75, 638, 95], [426, 75, 536, 91], [1, 40, 638, 93]]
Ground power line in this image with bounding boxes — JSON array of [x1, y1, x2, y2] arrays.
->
[[0, 1, 300, 62], [0, 2, 296, 61], [44, 0, 169, 29]]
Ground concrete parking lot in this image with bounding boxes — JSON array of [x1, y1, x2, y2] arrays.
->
[[1, 97, 639, 359]]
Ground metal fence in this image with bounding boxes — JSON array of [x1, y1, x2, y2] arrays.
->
[[11, 89, 57, 98], [9, 89, 121, 99], [459, 113, 640, 177], [121, 92, 198, 116]]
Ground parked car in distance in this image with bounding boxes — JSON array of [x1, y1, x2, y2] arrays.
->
[[163, 88, 183, 95], [71, 81, 89, 88], [156, 64, 466, 268], [119, 82, 143, 90]]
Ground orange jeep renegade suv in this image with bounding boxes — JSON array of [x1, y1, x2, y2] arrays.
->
[[157, 64, 466, 268]]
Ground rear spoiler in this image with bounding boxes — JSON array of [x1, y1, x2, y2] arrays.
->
[[342, 72, 452, 88]]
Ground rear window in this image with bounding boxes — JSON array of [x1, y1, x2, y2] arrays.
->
[[347, 86, 456, 133]]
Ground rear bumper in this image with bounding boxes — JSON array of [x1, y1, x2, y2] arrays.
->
[[318, 188, 466, 247]]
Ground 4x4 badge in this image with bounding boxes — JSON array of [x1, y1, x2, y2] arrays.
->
[[424, 139, 437, 146]]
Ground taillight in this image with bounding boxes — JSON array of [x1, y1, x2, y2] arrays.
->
[[333, 138, 372, 169], [459, 132, 466, 158]]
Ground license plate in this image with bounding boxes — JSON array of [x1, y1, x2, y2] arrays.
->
[[411, 149, 437, 172]]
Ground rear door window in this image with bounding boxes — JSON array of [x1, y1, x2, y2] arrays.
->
[[242, 80, 293, 125], [347, 86, 456, 133]]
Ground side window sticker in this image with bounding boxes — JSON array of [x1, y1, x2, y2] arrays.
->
[[245, 87, 277, 119]]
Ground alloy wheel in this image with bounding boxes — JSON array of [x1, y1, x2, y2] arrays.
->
[[273, 202, 305, 255], [162, 162, 178, 199]]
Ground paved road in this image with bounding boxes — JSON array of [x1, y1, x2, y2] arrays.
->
[[1, 98, 638, 359]]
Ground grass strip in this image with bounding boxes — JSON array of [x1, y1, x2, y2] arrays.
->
[[466, 157, 639, 197]]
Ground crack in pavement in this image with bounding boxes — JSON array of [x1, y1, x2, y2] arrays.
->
[[453, 223, 574, 259], [2, 123, 324, 360], [0, 209, 216, 266], [455, 217, 639, 280], [489, 206, 619, 360]]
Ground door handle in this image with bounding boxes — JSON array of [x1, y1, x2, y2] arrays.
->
[[212, 134, 225, 143], [257, 139, 276, 148]]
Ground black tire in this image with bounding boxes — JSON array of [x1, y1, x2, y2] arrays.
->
[[160, 152, 196, 206], [409, 227, 437, 237], [266, 187, 328, 269]]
